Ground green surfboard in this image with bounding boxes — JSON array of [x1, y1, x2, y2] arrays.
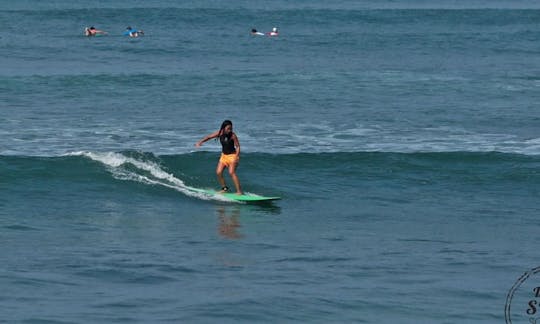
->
[[186, 187, 280, 202]]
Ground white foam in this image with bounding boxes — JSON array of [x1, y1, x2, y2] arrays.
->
[[68, 151, 232, 202]]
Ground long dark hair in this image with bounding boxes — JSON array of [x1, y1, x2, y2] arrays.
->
[[219, 120, 233, 137]]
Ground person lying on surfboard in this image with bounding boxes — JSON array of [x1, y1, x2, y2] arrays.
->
[[267, 27, 279, 36], [251, 28, 265, 36], [124, 26, 144, 37], [195, 120, 243, 195], [85, 26, 107, 37]]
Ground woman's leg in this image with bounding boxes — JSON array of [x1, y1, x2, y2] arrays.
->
[[228, 162, 243, 194], [216, 162, 227, 190]]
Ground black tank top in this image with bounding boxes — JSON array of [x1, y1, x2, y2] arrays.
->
[[220, 133, 236, 154]]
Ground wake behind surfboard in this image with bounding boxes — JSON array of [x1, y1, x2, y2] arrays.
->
[[72, 151, 280, 203], [186, 186, 280, 202]]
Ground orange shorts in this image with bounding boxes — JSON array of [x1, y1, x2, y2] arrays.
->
[[219, 153, 239, 167]]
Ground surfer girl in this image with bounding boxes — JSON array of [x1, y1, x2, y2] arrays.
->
[[84, 26, 107, 36], [251, 28, 265, 36], [195, 120, 243, 194]]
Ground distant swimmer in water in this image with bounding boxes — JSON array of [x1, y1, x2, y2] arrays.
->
[[195, 120, 243, 195], [124, 26, 144, 38], [251, 28, 265, 36], [84, 26, 107, 37], [267, 27, 279, 36]]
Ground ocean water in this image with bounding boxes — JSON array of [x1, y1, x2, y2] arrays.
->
[[1, 1, 540, 323]]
